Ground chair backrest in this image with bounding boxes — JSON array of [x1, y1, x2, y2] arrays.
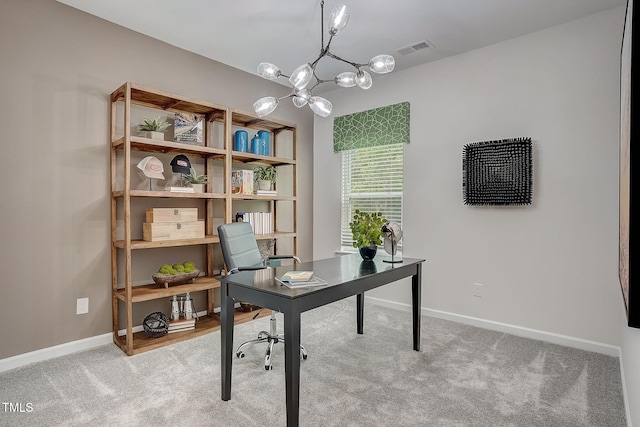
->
[[217, 222, 264, 271]]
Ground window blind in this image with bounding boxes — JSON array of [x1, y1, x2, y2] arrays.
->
[[341, 143, 403, 248]]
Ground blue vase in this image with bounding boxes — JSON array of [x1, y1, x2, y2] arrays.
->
[[234, 130, 248, 152], [257, 130, 270, 156], [251, 135, 263, 155]]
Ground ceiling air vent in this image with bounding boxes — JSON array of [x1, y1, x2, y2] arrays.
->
[[396, 39, 432, 55]]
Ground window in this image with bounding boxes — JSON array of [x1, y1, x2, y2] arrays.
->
[[340, 143, 403, 249], [334, 101, 409, 250]]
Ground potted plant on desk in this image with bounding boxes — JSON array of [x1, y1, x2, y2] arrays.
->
[[349, 209, 386, 261], [183, 167, 208, 193]]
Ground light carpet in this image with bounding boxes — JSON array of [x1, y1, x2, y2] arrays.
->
[[0, 299, 626, 426]]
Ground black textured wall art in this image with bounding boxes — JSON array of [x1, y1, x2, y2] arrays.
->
[[462, 137, 533, 206]]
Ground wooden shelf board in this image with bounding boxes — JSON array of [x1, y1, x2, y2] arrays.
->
[[231, 109, 296, 132], [118, 308, 271, 355], [114, 235, 220, 249], [112, 136, 226, 158], [112, 190, 225, 199], [231, 193, 296, 201], [115, 276, 220, 303], [126, 83, 228, 120], [256, 232, 296, 240], [231, 151, 295, 166]]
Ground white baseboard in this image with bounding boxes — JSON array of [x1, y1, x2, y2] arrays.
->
[[0, 306, 232, 373], [0, 333, 113, 373], [364, 296, 622, 357]]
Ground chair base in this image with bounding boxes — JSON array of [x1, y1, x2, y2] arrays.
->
[[235, 312, 308, 370]]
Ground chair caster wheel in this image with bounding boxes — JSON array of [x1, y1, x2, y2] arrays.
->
[[302, 354, 308, 360], [236, 351, 245, 358], [265, 365, 273, 371]]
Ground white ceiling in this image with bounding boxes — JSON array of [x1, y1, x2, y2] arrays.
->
[[58, 0, 624, 92]]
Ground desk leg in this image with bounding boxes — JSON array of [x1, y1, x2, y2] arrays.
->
[[357, 293, 364, 334], [284, 309, 301, 427], [412, 263, 422, 351], [221, 282, 234, 401]]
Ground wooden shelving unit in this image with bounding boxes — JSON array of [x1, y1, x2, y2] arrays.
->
[[110, 82, 297, 355]]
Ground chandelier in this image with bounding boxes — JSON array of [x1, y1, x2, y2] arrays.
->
[[253, 1, 395, 118]]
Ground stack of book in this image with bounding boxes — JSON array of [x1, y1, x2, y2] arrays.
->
[[168, 186, 195, 193], [231, 170, 254, 195], [255, 189, 277, 196], [275, 271, 328, 288], [168, 317, 196, 333], [236, 211, 273, 235]]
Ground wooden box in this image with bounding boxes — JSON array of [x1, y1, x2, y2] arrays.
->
[[143, 221, 205, 241], [146, 208, 198, 223]]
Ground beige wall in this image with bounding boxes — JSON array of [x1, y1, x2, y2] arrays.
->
[[0, 0, 314, 359]]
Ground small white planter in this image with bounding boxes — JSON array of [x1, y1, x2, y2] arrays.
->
[[257, 180, 272, 191], [191, 183, 204, 193], [146, 131, 165, 141]]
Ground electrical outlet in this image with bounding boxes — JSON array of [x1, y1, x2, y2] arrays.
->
[[473, 283, 483, 297], [76, 298, 89, 315]]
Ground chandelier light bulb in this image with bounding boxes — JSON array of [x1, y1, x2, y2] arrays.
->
[[253, 96, 279, 117], [292, 89, 311, 108], [309, 96, 332, 117], [329, 4, 350, 35], [356, 70, 373, 90], [368, 54, 395, 74], [334, 72, 357, 87], [289, 63, 313, 90], [257, 62, 282, 79]]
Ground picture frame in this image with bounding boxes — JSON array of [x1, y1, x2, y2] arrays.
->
[[174, 112, 204, 145], [462, 137, 533, 206], [620, 0, 640, 327]]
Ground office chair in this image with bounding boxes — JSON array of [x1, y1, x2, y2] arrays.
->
[[217, 222, 308, 370]]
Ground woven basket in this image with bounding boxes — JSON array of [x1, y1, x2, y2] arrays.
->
[[151, 269, 200, 288], [142, 312, 169, 338]]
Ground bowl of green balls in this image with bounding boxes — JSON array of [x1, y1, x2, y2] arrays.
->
[[152, 261, 200, 288]]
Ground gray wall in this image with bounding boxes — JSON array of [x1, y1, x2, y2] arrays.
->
[[314, 6, 638, 424], [0, 0, 314, 359]]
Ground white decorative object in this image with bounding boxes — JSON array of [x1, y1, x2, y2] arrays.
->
[[146, 131, 164, 140], [381, 221, 403, 263]]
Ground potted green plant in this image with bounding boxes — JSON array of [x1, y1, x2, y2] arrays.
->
[[183, 167, 208, 193], [349, 209, 387, 260], [254, 165, 277, 191], [139, 116, 171, 140]]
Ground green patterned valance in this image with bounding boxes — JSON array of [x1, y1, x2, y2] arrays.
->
[[333, 102, 410, 152]]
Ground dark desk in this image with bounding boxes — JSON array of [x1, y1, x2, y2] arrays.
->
[[220, 253, 425, 427]]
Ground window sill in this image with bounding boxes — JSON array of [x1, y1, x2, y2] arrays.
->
[[336, 248, 358, 255]]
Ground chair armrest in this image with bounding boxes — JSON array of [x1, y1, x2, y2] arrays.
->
[[228, 266, 268, 274], [267, 255, 301, 263]]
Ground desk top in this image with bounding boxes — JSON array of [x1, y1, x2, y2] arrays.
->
[[220, 253, 425, 299]]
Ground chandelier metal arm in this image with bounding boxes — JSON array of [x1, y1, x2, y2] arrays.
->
[[320, 0, 325, 50], [325, 51, 363, 71], [314, 78, 334, 85], [310, 35, 333, 69]]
